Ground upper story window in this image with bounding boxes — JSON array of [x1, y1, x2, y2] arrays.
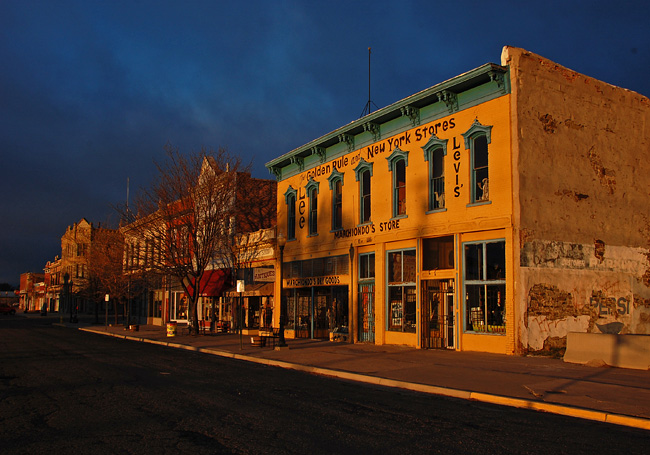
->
[[76, 243, 88, 257], [462, 120, 492, 204], [306, 178, 319, 236], [423, 135, 448, 211], [387, 147, 409, 217], [284, 186, 297, 240], [359, 252, 375, 280], [327, 168, 344, 231], [354, 159, 373, 225]]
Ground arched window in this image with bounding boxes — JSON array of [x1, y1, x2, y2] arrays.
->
[[354, 159, 373, 224], [387, 147, 409, 217], [284, 186, 297, 240], [423, 135, 448, 211], [462, 120, 492, 204], [328, 168, 344, 231], [305, 178, 320, 236]]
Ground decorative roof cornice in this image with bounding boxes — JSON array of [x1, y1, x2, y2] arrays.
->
[[266, 62, 508, 180]]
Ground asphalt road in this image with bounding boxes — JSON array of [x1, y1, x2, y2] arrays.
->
[[1, 316, 648, 454]]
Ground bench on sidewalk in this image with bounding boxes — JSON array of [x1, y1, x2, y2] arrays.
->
[[216, 321, 230, 333], [258, 327, 280, 348], [198, 320, 215, 335]]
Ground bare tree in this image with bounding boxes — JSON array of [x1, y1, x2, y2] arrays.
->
[[118, 145, 249, 334]]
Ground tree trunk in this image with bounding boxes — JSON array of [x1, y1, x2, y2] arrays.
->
[[191, 293, 200, 335]]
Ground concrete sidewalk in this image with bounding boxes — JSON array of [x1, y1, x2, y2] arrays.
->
[[74, 322, 650, 431]]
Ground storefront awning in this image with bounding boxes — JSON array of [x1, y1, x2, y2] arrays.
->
[[191, 269, 230, 297], [224, 282, 274, 297]]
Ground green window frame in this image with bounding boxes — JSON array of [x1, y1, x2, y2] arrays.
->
[[328, 168, 344, 231], [305, 178, 319, 236], [284, 186, 297, 240], [423, 135, 448, 212], [463, 239, 505, 334], [462, 119, 492, 204], [386, 248, 416, 333], [353, 159, 373, 225], [386, 147, 409, 218]]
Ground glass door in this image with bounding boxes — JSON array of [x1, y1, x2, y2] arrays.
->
[[359, 283, 375, 342], [421, 279, 454, 349]]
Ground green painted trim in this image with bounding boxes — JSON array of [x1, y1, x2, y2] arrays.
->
[[386, 147, 409, 171], [283, 185, 297, 205], [266, 63, 509, 181], [327, 167, 345, 190], [353, 158, 373, 180]]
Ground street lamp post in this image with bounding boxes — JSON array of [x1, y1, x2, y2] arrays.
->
[[63, 273, 71, 322], [70, 277, 77, 323], [105, 293, 109, 330], [277, 231, 287, 347]]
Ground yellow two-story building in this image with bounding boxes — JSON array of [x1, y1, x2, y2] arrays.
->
[[267, 46, 650, 356]]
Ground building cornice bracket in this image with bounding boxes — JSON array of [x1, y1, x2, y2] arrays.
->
[[311, 147, 326, 163], [400, 105, 420, 126], [338, 134, 355, 153], [489, 70, 506, 93], [269, 166, 282, 180], [290, 156, 304, 171], [437, 90, 458, 113], [363, 122, 381, 141]]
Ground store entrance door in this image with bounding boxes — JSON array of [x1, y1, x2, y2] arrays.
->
[[358, 283, 375, 342], [421, 279, 454, 349]]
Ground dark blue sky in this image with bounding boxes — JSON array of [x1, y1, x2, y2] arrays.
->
[[1, 0, 648, 286]]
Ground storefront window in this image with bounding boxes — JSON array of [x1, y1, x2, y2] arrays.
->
[[464, 240, 505, 334], [172, 292, 188, 321], [201, 296, 216, 322], [387, 249, 416, 333]]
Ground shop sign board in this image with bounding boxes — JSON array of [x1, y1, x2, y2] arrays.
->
[[253, 268, 275, 282]]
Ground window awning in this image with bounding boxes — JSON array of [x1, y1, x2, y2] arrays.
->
[[190, 269, 230, 297], [224, 282, 274, 297]]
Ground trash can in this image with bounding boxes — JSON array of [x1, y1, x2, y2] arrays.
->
[[166, 321, 177, 337]]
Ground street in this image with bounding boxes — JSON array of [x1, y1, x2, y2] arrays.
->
[[1, 316, 648, 454]]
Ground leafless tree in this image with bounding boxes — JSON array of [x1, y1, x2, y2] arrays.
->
[[83, 226, 132, 325], [118, 145, 254, 334]]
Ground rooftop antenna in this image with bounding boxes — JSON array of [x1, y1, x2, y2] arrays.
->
[[126, 177, 132, 221], [360, 47, 378, 118]]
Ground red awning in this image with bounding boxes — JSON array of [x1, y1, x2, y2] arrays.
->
[[193, 269, 230, 297]]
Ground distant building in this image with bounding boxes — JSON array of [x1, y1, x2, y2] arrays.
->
[[44, 256, 62, 312], [57, 218, 119, 316], [19, 272, 45, 312], [266, 46, 650, 355]]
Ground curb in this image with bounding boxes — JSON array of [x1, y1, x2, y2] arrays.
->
[[79, 327, 650, 431]]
